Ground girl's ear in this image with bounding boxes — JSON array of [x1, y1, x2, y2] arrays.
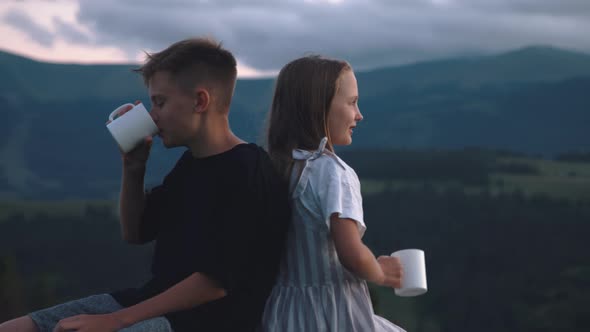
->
[[194, 88, 210, 113]]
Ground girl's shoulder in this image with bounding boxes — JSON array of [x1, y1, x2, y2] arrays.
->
[[314, 151, 350, 173], [292, 147, 349, 171], [294, 149, 359, 187], [291, 137, 359, 187], [292, 137, 355, 174]]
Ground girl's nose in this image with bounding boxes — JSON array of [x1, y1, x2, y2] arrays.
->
[[356, 110, 363, 121]]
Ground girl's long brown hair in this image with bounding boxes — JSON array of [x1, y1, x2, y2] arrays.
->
[[266, 55, 351, 180]]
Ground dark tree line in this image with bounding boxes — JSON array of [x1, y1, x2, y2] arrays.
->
[[363, 188, 590, 331], [1, 190, 588, 330]]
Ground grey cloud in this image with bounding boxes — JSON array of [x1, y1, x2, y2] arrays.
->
[[3, 8, 55, 47], [457, 0, 590, 17], [53, 17, 91, 44], [71, 0, 590, 71]]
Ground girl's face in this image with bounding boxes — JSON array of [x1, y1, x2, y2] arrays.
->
[[327, 69, 363, 146]]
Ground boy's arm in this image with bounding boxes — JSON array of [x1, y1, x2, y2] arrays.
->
[[114, 272, 227, 325], [53, 272, 227, 331], [119, 165, 147, 244], [118, 136, 153, 244], [107, 103, 152, 244]]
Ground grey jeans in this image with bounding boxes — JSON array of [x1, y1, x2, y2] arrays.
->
[[28, 294, 173, 332]]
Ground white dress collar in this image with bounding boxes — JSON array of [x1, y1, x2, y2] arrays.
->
[[292, 137, 346, 169]]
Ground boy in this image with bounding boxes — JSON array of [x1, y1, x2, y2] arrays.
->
[[0, 38, 290, 332]]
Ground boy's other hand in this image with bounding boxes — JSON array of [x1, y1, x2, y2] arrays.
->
[[53, 313, 126, 332]]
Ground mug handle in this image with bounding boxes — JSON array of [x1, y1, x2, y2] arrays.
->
[[109, 103, 135, 121]]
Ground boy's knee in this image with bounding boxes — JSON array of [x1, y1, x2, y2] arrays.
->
[[0, 315, 39, 332]]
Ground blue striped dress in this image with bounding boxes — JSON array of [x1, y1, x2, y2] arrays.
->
[[261, 138, 406, 332]]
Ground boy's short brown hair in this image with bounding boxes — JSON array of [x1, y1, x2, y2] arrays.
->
[[135, 37, 238, 108]]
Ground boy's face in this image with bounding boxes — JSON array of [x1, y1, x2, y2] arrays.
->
[[148, 71, 200, 148], [327, 69, 363, 146]]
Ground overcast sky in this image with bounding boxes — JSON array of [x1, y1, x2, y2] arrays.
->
[[1, 0, 589, 77]]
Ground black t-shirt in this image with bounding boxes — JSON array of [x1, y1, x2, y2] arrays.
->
[[111, 143, 290, 332]]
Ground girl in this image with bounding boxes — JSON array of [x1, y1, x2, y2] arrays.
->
[[261, 55, 406, 331]]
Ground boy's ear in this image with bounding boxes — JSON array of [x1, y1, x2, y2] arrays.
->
[[193, 88, 210, 113]]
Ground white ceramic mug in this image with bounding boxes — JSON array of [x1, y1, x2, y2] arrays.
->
[[391, 249, 428, 297], [106, 103, 159, 153]]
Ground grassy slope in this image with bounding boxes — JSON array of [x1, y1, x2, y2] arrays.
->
[[361, 157, 590, 202], [2, 156, 589, 219], [0, 200, 117, 220]]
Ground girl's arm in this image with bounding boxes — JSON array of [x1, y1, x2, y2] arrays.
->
[[330, 215, 402, 288]]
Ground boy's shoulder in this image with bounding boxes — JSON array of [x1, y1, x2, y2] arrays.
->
[[225, 143, 283, 184], [225, 143, 271, 171], [227, 142, 265, 160]]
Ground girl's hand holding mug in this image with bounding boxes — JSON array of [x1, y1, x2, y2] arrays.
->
[[391, 249, 428, 297], [376, 255, 403, 288]]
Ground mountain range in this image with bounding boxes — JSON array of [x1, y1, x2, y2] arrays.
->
[[1, 45, 589, 199]]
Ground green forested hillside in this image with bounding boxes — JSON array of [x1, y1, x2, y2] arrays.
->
[[1, 174, 588, 331], [1, 46, 589, 330]]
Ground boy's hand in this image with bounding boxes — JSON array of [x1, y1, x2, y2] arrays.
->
[[376, 255, 403, 288], [53, 313, 126, 332], [122, 136, 153, 172], [106, 101, 153, 171]]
